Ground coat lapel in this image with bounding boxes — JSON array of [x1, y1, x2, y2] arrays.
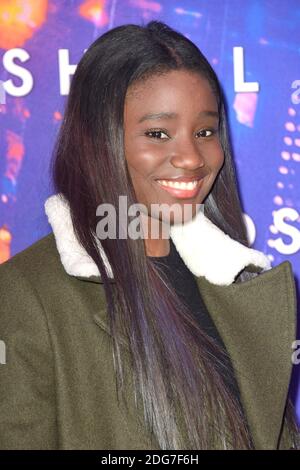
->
[[44, 193, 297, 449]]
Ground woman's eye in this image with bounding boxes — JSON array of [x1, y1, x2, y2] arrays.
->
[[197, 129, 215, 138], [145, 130, 169, 140], [145, 128, 217, 140]]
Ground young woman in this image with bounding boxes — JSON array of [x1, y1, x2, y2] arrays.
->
[[0, 20, 299, 450]]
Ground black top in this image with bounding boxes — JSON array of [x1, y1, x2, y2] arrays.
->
[[147, 237, 243, 407]]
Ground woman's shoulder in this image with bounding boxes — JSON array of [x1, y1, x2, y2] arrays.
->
[[0, 232, 99, 309], [0, 233, 64, 285], [0, 232, 108, 345]]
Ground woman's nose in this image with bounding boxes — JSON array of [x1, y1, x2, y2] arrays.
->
[[170, 140, 205, 169]]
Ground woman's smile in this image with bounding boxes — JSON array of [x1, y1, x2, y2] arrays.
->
[[154, 177, 205, 199]]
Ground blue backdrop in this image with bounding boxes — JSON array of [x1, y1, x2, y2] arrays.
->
[[0, 0, 300, 422]]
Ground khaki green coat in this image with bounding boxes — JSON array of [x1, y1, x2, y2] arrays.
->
[[0, 193, 298, 449]]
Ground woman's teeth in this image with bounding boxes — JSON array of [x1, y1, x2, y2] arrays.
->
[[156, 180, 198, 190]]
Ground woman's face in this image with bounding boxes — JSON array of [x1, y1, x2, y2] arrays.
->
[[123, 69, 224, 227]]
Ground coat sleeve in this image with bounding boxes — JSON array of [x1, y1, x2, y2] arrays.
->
[[0, 260, 58, 449]]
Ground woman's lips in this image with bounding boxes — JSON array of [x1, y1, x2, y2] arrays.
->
[[155, 178, 204, 199]]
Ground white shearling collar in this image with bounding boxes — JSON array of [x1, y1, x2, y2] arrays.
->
[[44, 193, 271, 286]]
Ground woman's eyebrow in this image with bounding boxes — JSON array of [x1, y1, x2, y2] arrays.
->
[[138, 110, 219, 123]]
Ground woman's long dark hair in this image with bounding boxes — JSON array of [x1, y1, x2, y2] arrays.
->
[[50, 20, 299, 449]]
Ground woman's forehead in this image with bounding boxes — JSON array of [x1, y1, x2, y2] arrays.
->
[[124, 71, 218, 121]]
